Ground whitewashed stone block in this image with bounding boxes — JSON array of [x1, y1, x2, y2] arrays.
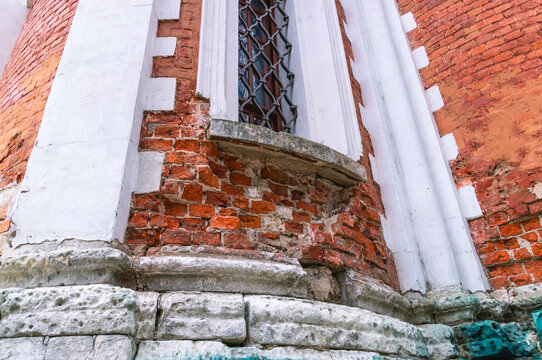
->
[[0, 285, 138, 337], [44, 336, 94, 360], [157, 292, 246, 345], [0, 337, 46, 360]]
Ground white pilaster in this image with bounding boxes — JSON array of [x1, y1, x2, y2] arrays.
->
[[10, 0, 178, 247], [341, 0, 488, 292]]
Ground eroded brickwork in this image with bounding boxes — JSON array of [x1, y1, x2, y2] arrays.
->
[[398, 0, 542, 288], [0, 0, 78, 235], [125, 0, 399, 289]]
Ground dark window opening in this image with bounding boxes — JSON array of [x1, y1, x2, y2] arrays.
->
[[238, 0, 297, 133]]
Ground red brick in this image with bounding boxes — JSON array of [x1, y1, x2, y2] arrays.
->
[[154, 124, 180, 138], [189, 204, 215, 218], [181, 217, 206, 230], [150, 213, 179, 228], [182, 183, 203, 202], [263, 191, 281, 204], [198, 167, 219, 188], [129, 212, 148, 227], [209, 161, 228, 178], [170, 165, 196, 180], [292, 190, 304, 201], [325, 249, 344, 268], [162, 230, 191, 245], [223, 155, 245, 171], [487, 212, 509, 226], [193, 231, 221, 246], [509, 273, 533, 287], [223, 233, 252, 249], [221, 182, 244, 196], [164, 199, 187, 217], [219, 208, 238, 216], [522, 217, 541, 231], [0, 220, 10, 233], [205, 191, 230, 207], [528, 200, 542, 214], [296, 201, 318, 216], [532, 243, 542, 257], [490, 276, 509, 289], [230, 172, 252, 186], [201, 141, 220, 160], [299, 245, 325, 262], [489, 263, 525, 278], [268, 182, 288, 197], [174, 139, 200, 152], [521, 232, 539, 243], [495, 238, 519, 250], [292, 211, 310, 223], [125, 228, 158, 246], [513, 248, 532, 261], [239, 215, 261, 228], [232, 195, 249, 211], [337, 214, 356, 228], [210, 216, 240, 230], [482, 250, 512, 266], [261, 166, 289, 184], [499, 223, 523, 237], [285, 221, 303, 234], [140, 139, 172, 151], [252, 201, 276, 214], [133, 195, 160, 211]]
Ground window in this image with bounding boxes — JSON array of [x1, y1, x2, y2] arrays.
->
[[197, 0, 363, 160], [238, 0, 297, 133]]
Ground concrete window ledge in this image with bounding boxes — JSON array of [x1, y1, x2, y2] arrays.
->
[[208, 119, 367, 186]]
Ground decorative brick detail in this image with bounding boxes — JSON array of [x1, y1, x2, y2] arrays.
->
[[398, 0, 542, 289], [123, 0, 399, 290]]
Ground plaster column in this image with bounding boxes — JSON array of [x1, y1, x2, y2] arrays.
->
[[0, 0, 28, 77]]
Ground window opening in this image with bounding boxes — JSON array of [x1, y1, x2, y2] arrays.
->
[[238, 0, 297, 132]]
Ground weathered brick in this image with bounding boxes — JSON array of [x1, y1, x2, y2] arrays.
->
[[189, 204, 215, 218], [162, 229, 191, 245], [230, 172, 252, 186], [252, 201, 276, 214], [239, 215, 261, 229], [210, 216, 240, 230], [193, 231, 221, 246], [182, 183, 203, 202]]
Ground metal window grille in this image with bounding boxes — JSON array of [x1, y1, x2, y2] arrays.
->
[[238, 0, 297, 133]]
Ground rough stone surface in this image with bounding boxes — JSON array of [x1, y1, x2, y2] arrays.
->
[[339, 270, 434, 324], [44, 336, 94, 360], [138, 254, 307, 297], [93, 335, 134, 360], [157, 292, 246, 344], [475, 292, 513, 323], [209, 118, 367, 185], [0, 247, 134, 289], [430, 287, 480, 325], [0, 337, 46, 360], [508, 283, 542, 321], [421, 324, 460, 360], [305, 265, 341, 303], [136, 291, 159, 339], [0, 285, 138, 337], [244, 295, 430, 358], [135, 340, 399, 360]]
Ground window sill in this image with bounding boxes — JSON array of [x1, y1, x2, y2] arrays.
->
[[208, 118, 366, 186]]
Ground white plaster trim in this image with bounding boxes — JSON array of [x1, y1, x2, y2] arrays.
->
[[155, 0, 181, 20], [134, 152, 165, 194], [0, 0, 28, 77], [426, 85, 445, 112], [10, 0, 179, 246], [412, 46, 429, 70], [153, 37, 176, 57], [341, 0, 489, 293], [400, 12, 417, 33], [440, 133, 459, 161], [143, 77, 176, 111], [457, 185, 483, 220]]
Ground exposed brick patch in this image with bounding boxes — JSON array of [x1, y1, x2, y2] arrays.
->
[[124, 0, 399, 290], [398, 0, 542, 289]]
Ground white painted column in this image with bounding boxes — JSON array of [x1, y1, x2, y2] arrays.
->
[[0, 0, 28, 77], [340, 0, 489, 292], [10, 0, 179, 247]]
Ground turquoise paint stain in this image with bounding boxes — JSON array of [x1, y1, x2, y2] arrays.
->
[[533, 310, 542, 339], [456, 320, 515, 360]]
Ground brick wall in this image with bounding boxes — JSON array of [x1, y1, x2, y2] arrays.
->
[[397, 0, 542, 289], [125, 0, 399, 289], [0, 0, 78, 235]]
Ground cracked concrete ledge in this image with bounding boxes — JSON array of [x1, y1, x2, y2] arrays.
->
[[0, 247, 134, 289], [208, 118, 367, 186], [137, 254, 308, 297]]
